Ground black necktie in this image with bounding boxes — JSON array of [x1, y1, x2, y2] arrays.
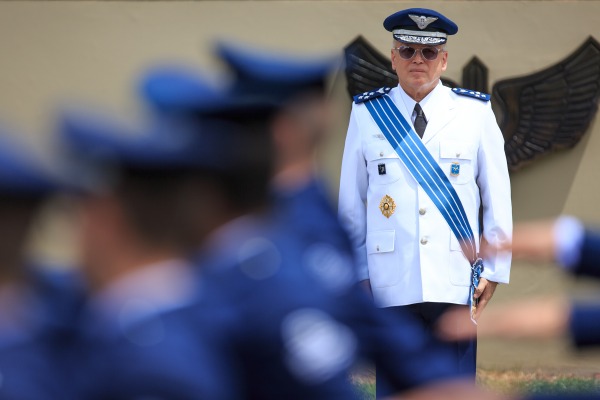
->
[[414, 103, 427, 138]]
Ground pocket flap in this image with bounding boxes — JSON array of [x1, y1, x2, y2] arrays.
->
[[366, 230, 395, 254], [439, 141, 474, 160], [365, 145, 397, 162]]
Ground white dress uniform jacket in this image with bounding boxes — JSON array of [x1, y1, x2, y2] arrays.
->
[[338, 82, 512, 308]]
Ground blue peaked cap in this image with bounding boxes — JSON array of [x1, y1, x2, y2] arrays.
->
[[140, 44, 337, 117], [139, 66, 228, 112], [216, 41, 338, 104], [130, 44, 337, 179], [140, 65, 280, 117], [0, 129, 65, 196], [59, 106, 259, 179], [384, 8, 458, 45]]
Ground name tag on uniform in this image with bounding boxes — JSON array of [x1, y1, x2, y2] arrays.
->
[[378, 163, 386, 175], [450, 162, 460, 176]]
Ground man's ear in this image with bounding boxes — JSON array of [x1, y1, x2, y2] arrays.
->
[[440, 50, 448, 72]]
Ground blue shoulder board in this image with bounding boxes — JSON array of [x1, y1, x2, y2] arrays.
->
[[451, 87, 490, 102], [353, 87, 393, 104]]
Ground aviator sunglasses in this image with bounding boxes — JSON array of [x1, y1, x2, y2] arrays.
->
[[394, 45, 443, 61]]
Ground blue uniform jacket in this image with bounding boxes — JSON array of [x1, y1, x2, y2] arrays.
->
[[193, 217, 360, 400], [74, 304, 236, 400], [565, 230, 600, 348], [189, 192, 464, 398], [574, 229, 600, 279], [69, 259, 236, 400], [0, 266, 84, 400], [273, 178, 354, 261], [569, 303, 600, 348]]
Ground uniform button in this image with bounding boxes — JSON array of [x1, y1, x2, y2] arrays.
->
[[379, 151, 384, 157], [420, 237, 428, 245], [419, 208, 426, 215]]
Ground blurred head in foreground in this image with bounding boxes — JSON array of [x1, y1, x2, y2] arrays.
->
[[0, 129, 67, 284], [142, 42, 338, 191], [59, 85, 275, 291]]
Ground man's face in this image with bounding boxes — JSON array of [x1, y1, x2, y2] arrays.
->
[[390, 40, 448, 96]]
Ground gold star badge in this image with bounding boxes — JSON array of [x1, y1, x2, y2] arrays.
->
[[379, 194, 396, 218]]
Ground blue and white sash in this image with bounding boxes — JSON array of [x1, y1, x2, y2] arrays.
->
[[363, 93, 483, 323]]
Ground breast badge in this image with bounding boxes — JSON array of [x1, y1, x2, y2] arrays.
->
[[379, 194, 396, 218], [450, 162, 460, 176]]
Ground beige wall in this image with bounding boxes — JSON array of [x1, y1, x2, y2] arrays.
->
[[2, 0, 600, 371]]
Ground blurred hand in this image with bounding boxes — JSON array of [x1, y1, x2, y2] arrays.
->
[[473, 278, 497, 321], [437, 296, 570, 342], [385, 378, 514, 400], [435, 305, 477, 342], [481, 219, 558, 263]]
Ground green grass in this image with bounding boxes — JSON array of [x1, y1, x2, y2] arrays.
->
[[352, 381, 376, 400], [478, 370, 599, 395], [351, 369, 599, 398], [350, 368, 376, 400], [523, 377, 599, 395]]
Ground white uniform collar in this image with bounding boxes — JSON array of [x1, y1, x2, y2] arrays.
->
[[89, 258, 196, 328], [201, 214, 269, 257], [397, 80, 444, 121]]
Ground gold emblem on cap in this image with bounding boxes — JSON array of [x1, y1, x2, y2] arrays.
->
[[379, 195, 396, 218]]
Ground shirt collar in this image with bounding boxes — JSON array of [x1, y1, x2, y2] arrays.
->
[[88, 258, 196, 328], [397, 80, 443, 117]]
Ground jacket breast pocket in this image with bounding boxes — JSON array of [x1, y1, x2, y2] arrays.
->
[[439, 140, 475, 185], [366, 230, 399, 288], [365, 144, 402, 185]]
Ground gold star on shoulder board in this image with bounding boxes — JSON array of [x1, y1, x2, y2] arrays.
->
[[379, 194, 396, 218]]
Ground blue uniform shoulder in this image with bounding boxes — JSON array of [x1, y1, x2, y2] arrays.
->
[[353, 87, 393, 104], [451, 87, 490, 102]]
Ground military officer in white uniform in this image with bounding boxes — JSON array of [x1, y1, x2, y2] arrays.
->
[[338, 7, 512, 383]]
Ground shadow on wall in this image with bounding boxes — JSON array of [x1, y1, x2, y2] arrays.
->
[[509, 127, 592, 221]]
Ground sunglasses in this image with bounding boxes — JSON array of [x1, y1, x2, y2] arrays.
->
[[394, 46, 443, 61]]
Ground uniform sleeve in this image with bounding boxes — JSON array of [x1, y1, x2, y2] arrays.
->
[[569, 303, 600, 348], [553, 218, 600, 280], [573, 228, 600, 279], [477, 103, 512, 284], [338, 104, 369, 281]]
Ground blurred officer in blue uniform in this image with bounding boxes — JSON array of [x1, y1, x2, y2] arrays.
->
[[497, 216, 600, 279], [141, 45, 507, 400], [439, 216, 600, 350], [141, 64, 362, 399], [435, 218, 600, 400], [0, 129, 83, 399], [215, 42, 356, 264], [59, 108, 241, 399], [496, 216, 600, 349]]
